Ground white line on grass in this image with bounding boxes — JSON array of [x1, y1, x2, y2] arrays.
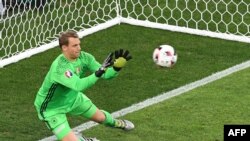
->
[[40, 60, 250, 141]]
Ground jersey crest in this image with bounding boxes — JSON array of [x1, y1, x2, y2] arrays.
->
[[65, 70, 73, 78], [76, 67, 81, 74]]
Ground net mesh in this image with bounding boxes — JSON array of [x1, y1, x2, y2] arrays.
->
[[120, 0, 250, 36], [0, 0, 249, 64], [0, 0, 117, 60]]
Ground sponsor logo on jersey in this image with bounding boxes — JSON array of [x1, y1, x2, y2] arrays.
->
[[65, 70, 73, 78], [76, 67, 80, 74]]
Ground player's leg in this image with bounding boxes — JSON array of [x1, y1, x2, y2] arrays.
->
[[44, 114, 75, 141], [69, 93, 135, 130], [91, 109, 135, 130], [61, 131, 78, 141], [61, 132, 99, 141], [44, 114, 94, 141]]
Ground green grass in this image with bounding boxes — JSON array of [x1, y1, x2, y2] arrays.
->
[[84, 67, 250, 141], [0, 24, 250, 141]]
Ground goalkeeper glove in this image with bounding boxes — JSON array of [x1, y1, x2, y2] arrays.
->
[[95, 52, 114, 77], [113, 49, 132, 71]]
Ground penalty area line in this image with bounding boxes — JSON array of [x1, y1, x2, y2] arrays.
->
[[40, 60, 250, 141]]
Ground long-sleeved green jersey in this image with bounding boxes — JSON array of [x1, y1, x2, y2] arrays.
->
[[34, 51, 118, 119]]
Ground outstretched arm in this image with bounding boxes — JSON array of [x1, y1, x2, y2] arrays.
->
[[52, 53, 114, 91], [53, 68, 99, 92], [87, 52, 118, 80]]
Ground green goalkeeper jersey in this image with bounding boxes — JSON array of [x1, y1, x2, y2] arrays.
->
[[34, 51, 118, 118]]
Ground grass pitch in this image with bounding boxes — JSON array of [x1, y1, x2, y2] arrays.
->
[[84, 67, 250, 141]]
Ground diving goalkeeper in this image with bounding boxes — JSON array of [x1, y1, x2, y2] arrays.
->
[[34, 30, 134, 141]]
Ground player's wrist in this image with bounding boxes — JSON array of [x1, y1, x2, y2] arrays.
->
[[95, 67, 105, 77]]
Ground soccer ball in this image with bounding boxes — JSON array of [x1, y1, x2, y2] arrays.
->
[[153, 45, 178, 67]]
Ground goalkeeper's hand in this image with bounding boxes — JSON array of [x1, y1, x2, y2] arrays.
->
[[95, 52, 114, 77], [113, 49, 132, 71]]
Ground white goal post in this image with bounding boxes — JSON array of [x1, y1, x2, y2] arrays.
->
[[1, 0, 249, 68]]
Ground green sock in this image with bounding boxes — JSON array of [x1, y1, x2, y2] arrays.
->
[[101, 110, 115, 127]]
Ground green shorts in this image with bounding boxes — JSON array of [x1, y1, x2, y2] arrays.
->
[[40, 93, 97, 140]]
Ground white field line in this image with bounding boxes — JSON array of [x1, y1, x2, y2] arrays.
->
[[40, 60, 250, 141]]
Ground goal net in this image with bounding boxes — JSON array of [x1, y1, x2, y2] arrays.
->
[[1, 0, 250, 67]]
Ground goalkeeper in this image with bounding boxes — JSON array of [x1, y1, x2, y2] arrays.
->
[[34, 30, 134, 141]]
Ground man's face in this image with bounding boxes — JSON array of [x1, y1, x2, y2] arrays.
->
[[62, 37, 81, 60]]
